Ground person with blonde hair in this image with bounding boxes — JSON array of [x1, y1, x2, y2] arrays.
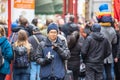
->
[[0, 26, 13, 80], [13, 30, 33, 80]]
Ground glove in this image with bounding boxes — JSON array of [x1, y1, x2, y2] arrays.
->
[[44, 55, 54, 65], [52, 43, 59, 51]]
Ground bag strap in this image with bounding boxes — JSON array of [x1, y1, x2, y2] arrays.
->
[[33, 35, 40, 44], [80, 52, 83, 63], [9, 33, 16, 44]]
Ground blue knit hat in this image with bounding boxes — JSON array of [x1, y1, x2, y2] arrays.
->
[[99, 3, 109, 12], [91, 23, 101, 32], [47, 23, 58, 33], [11, 22, 18, 28]]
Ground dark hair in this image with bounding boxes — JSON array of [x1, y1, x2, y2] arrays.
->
[[68, 31, 79, 49], [69, 15, 74, 22], [32, 18, 38, 26]]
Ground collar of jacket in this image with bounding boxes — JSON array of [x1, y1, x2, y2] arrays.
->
[[45, 37, 63, 47]]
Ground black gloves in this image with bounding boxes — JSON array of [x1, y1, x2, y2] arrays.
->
[[52, 43, 60, 51], [42, 52, 54, 66], [44, 55, 54, 64]]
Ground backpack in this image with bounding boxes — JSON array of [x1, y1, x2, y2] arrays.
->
[[13, 46, 29, 68], [0, 47, 4, 68]]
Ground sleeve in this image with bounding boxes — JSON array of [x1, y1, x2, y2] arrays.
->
[[111, 29, 117, 44], [81, 38, 90, 59], [53, 40, 71, 60], [4, 40, 13, 62], [117, 34, 120, 58], [104, 39, 111, 59], [55, 44, 70, 60], [35, 42, 52, 66]]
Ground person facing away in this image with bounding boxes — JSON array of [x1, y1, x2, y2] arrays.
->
[[0, 26, 13, 80], [67, 31, 82, 80], [28, 26, 46, 80], [12, 30, 33, 80], [61, 15, 79, 37], [35, 23, 70, 80], [81, 23, 111, 80]]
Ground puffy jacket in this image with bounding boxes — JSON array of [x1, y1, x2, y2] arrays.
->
[[0, 36, 13, 74], [35, 37, 70, 78]]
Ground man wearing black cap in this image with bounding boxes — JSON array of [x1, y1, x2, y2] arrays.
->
[[81, 23, 111, 80], [35, 23, 70, 80]]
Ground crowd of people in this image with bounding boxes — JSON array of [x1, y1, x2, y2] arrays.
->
[[0, 3, 120, 80]]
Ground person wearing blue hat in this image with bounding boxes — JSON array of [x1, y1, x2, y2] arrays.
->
[[97, 3, 113, 23], [98, 3, 117, 80], [35, 23, 70, 80], [81, 23, 111, 80], [11, 22, 18, 29]]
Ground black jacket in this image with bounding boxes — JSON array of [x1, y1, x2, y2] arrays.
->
[[34, 37, 70, 78], [61, 22, 79, 37], [12, 25, 33, 36], [81, 32, 111, 64], [28, 33, 46, 61], [67, 38, 81, 70]]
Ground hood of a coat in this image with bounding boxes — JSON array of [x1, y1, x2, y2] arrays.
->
[[90, 32, 104, 41]]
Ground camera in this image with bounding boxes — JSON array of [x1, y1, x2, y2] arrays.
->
[[47, 51, 54, 59]]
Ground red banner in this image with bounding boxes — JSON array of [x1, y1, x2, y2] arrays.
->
[[114, 0, 120, 21]]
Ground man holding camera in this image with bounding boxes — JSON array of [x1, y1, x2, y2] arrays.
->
[[35, 23, 70, 80]]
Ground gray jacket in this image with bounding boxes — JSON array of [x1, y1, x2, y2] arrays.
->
[[100, 26, 117, 63]]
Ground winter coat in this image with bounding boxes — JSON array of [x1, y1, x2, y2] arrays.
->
[[61, 22, 79, 37], [35, 37, 70, 79], [100, 26, 117, 63], [0, 36, 13, 74], [81, 32, 111, 64], [67, 37, 81, 70], [11, 25, 31, 36], [28, 33, 46, 61]]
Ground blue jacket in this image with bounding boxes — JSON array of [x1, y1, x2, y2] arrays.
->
[[35, 37, 70, 79], [0, 36, 13, 74]]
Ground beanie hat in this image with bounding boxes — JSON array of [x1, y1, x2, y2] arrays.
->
[[91, 23, 101, 32], [47, 23, 58, 33], [99, 3, 109, 12], [11, 22, 18, 28]]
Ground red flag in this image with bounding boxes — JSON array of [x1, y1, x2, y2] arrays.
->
[[114, 0, 120, 21]]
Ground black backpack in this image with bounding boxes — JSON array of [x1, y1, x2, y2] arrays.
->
[[0, 47, 4, 67], [13, 46, 29, 68]]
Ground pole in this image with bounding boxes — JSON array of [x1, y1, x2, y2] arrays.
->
[[8, 0, 11, 37], [73, 0, 77, 23], [5, 0, 12, 80], [68, 0, 73, 14], [63, 0, 67, 18]]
